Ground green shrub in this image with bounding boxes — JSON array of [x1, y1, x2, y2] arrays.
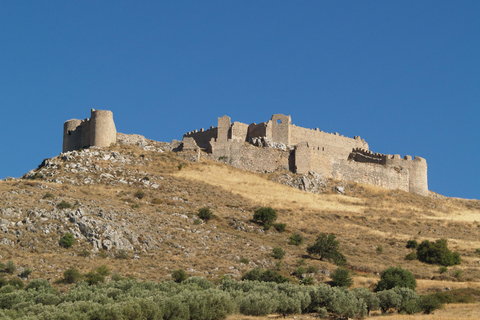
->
[[377, 289, 402, 313], [453, 269, 463, 278], [317, 307, 328, 318], [177, 163, 185, 171], [273, 223, 286, 232], [306, 233, 346, 265], [353, 287, 380, 315], [301, 276, 314, 285], [63, 268, 82, 284], [376, 245, 383, 254], [294, 266, 306, 278], [306, 265, 318, 274], [288, 233, 305, 245], [374, 266, 417, 292], [85, 271, 105, 285], [57, 200, 72, 209], [59, 233, 75, 248], [43, 192, 54, 199], [193, 219, 201, 225], [134, 189, 145, 199], [116, 249, 129, 259], [197, 207, 213, 222], [7, 278, 24, 289], [406, 239, 418, 249], [172, 269, 188, 283], [417, 239, 461, 266], [79, 249, 91, 257], [96, 265, 110, 277], [272, 247, 286, 260], [419, 294, 444, 314], [252, 207, 277, 229], [439, 266, 448, 274], [240, 257, 249, 264], [331, 267, 353, 288], [405, 252, 417, 260], [393, 287, 420, 314], [4, 260, 16, 274]]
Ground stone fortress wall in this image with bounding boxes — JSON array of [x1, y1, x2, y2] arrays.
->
[[62, 110, 428, 196], [63, 109, 117, 152], [184, 114, 428, 196]]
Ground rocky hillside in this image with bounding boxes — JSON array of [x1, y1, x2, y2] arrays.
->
[[2, 134, 480, 292]]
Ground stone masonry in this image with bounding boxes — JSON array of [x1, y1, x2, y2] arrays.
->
[[63, 110, 428, 196]]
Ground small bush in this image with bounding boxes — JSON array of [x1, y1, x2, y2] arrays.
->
[[85, 271, 105, 285], [306, 265, 318, 274], [43, 192, 54, 199], [272, 247, 286, 260], [172, 269, 188, 283], [79, 249, 91, 257], [376, 245, 383, 254], [116, 249, 129, 259], [439, 266, 448, 274], [57, 200, 72, 209], [177, 163, 185, 170], [193, 219, 201, 225], [240, 257, 249, 264], [331, 267, 353, 288], [151, 198, 163, 205], [134, 189, 145, 199], [8, 278, 24, 289], [406, 239, 418, 249], [417, 239, 461, 266], [4, 261, 16, 274], [307, 233, 346, 265], [419, 295, 444, 314], [59, 233, 75, 248], [273, 223, 286, 232], [96, 265, 110, 276], [19, 267, 32, 278], [63, 268, 82, 284], [288, 233, 305, 246], [197, 207, 213, 222], [405, 252, 417, 260], [294, 266, 306, 278], [317, 307, 328, 318], [302, 276, 314, 285], [252, 207, 277, 229], [453, 269, 463, 278], [374, 266, 417, 292]]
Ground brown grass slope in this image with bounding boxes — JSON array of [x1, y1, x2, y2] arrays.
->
[[1, 142, 480, 296]]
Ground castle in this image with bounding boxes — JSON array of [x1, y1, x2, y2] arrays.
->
[[63, 110, 428, 196]]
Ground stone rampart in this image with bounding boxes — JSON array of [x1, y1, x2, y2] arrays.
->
[[63, 109, 117, 152], [183, 127, 217, 150]]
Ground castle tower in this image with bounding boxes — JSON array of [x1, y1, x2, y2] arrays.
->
[[409, 156, 428, 196], [62, 109, 117, 153], [63, 119, 83, 152], [90, 109, 117, 148]]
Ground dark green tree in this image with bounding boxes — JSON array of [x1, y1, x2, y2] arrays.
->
[[252, 207, 277, 230], [331, 267, 353, 288], [417, 239, 461, 266], [374, 266, 417, 292], [306, 233, 346, 265]]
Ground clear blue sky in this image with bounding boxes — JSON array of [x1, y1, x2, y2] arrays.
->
[[1, 1, 479, 199]]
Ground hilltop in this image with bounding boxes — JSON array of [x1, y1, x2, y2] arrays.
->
[[1, 135, 479, 299]]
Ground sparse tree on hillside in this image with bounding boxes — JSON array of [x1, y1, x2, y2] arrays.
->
[[306, 233, 346, 265]]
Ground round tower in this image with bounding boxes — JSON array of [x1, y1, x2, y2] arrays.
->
[[90, 109, 117, 148], [63, 119, 82, 152], [409, 156, 428, 196]]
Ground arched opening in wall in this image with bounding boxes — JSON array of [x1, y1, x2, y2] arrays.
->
[[277, 119, 282, 124]]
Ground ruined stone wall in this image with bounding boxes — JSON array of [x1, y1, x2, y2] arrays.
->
[[271, 114, 291, 145], [183, 127, 217, 150], [247, 122, 271, 141], [62, 109, 117, 152], [231, 122, 249, 142], [290, 125, 368, 160], [294, 142, 311, 174], [332, 159, 411, 192], [211, 140, 289, 173], [385, 155, 428, 196]]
